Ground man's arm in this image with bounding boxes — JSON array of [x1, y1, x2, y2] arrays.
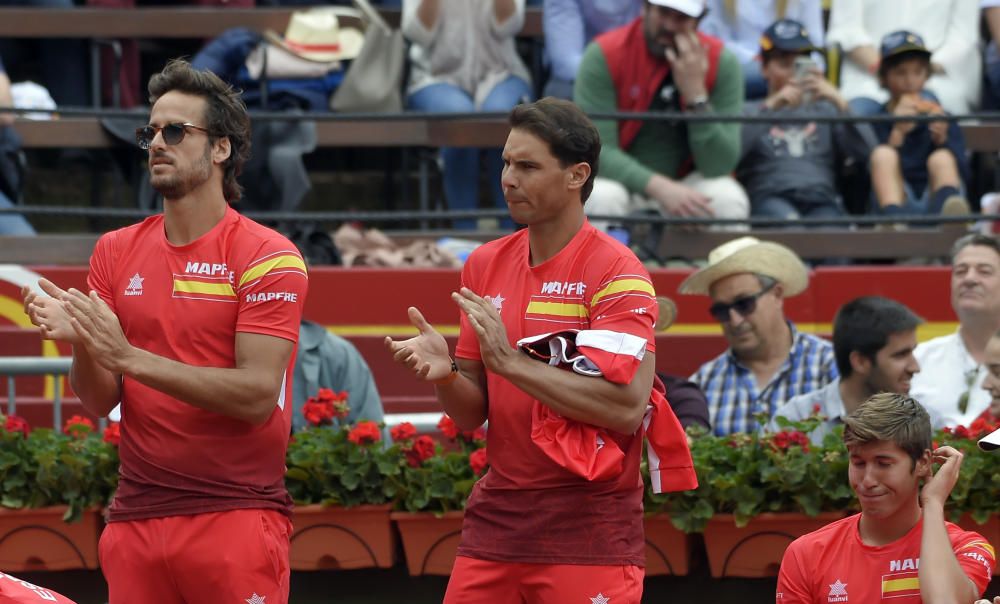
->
[[0, 67, 13, 126], [62, 288, 294, 425], [987, 7, 1000, 50], [918, 446, 982, 604], [574, 43, 655, 194], [453, 287, 652, 433], [70, 344, 122, 418], [687, 48, 743, 177], [775, 540, 815, 603]]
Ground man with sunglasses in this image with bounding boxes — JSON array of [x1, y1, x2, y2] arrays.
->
[[768, 296, 925, 444], [21, 60, 307, 604], [679, 236, 837, 435]]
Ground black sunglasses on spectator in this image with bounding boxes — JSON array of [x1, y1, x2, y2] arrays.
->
[[708, 281, 777, 323], [135, 122, 210, 150]]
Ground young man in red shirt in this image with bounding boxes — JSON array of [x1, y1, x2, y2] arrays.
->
[[386, 98, 666, 603], [22, 60, 307, 603], [776, 392, 995, 603]]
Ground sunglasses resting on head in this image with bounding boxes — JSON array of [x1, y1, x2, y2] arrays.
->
[[135, 122, 210, 150]]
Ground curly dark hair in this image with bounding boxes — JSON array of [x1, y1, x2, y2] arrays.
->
[[147, 59, 250, 203]]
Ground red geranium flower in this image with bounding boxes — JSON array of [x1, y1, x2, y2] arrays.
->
[[404, 435, 436, 468], [348, 420, 382, 445], [316, 388, 350, 419], [437, 415, 459, 439], [102, 422, 121, 446], [770, 430, 810, 453], [3, 415, 29, 437], [63, 415, 95, 439], [469, 448, 489, 475], [463, 427, 487, 443], [391, 422, 417, 442], [302, 397, 335, 426]]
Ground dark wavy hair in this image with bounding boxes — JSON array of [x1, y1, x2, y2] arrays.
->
[[147, 59, 250, 203], [508, 98, 601, 202]]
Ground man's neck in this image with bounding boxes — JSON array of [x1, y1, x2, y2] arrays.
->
[[162, 192, 228, 246], [858, 502, 922, 547], [527, 210, 584, 267], [959, 315, 1000, 364], [740, 321, 793, 367], [838, 377, 869, 417]]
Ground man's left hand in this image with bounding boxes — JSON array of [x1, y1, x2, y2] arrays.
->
[[62, 288, 133, 373], [666, 31, 708, 104], [928, 115, 948, 146], [920, 446, 964, 509], [451, 287, 518, 375], [801, 72, 847, 112]]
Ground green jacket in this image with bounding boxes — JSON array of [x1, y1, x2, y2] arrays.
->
[[573, 41, 743, 194]]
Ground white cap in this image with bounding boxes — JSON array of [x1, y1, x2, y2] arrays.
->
[[648, 0, 707, 17], [978, 427, 1000, 451]]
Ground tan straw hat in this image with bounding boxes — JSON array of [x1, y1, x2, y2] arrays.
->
[[264, 8, 365, 63], [677, 236, 809, 297], [654, 296, 677, 332]]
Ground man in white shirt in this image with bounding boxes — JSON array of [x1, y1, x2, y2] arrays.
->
[[768, 296, 923, 444], [911, 233, 1000, 428]]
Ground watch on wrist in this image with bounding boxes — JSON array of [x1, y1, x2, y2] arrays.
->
[[432, 358, 460, 386], [686, 94, 711, 113]]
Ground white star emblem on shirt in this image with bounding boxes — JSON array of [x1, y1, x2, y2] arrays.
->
[[127, 273, 143, 290], [245, 594, 266, 604], [488, 294, 505, 312], [828, 579, 847, 596], [590, 594, 610, 604]]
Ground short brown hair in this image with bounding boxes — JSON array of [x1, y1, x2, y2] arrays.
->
[[950, 232, 1000, 264], [508, 98, 601, 202], [843, 393, 931, 467], [148, 59, 250, 203]]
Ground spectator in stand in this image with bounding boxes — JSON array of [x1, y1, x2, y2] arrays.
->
[[698, 0, 824, 101], [0, 56, 35, 236], [541, 0, 642, 100], [0, 0, 90, 110], [737, 19, 875, 225], [680, 236, 837, 435], [868, 30, 971, 221], [825, 0, 980, 116], [403, 0, 532, 231], [768, 296, 924, 445], [984, 1, 1000, 109], [776, 393, 995, 603], [911, 234, 1000, 428], [574, 0, 749, 234]]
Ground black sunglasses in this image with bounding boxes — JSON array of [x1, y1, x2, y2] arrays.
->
[[135, 122, 210, 150], [708, 282, 776, 323]]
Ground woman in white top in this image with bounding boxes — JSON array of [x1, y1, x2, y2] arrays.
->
[[402, 0, 532, 230], [699, 0, 824, 100], [825, 0, 980, 115]]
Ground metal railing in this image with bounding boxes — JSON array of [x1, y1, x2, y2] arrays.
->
[[0, 356, 81, 430]]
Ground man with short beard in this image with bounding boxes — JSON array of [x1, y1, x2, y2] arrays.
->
[[911, 234, 1000, 428], [21, 60, 308, 604], [573, 0, 749, 232], [680, 236, 837, 435]]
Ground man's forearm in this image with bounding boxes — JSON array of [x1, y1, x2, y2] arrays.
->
[[121, 348, 286, 425], [919, 503, 979, 604], [70, 344, 121, 418], [847, 45, 879, 72], [435, 360, 489, 431]]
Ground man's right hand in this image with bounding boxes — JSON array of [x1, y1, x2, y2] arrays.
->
[[763, 83, 803, 111], [646, 174, 714, 218], [384, 306, 453, 382], [891, 95, 920, 138], [22, 278, 81, 343]]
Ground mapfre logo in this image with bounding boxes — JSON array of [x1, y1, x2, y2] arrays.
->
[[245, 292, 297, 303], [540, 281, 586, 296]]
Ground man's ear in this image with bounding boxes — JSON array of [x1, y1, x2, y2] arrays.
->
[[915, 449, 933, 479], [213, 136, 232, 165], [566, 162, 591, 192], [849, 350, 873, 377]]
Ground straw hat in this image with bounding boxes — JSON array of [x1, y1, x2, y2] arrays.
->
[[264, 8, 365, 63], [654, 296, 677, 332], [677, 236, 809, 297]]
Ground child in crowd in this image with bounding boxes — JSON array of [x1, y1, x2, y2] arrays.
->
[[868, 30, 971, 220]]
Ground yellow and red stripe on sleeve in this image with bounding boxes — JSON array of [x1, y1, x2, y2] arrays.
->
[[238, 251, 308, 289]]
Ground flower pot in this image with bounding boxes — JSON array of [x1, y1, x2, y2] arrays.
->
[[290, 504, 395, 570], [391, 511, 464, 576], [955, 514, 1000, 551], [0, 506, 101, 571], [643, 514, 691, 576], [702, 512, 846, 578]]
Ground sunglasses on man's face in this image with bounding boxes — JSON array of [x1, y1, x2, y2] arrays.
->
[[708, 282, 776, 323], [135, 122, 210, 150]]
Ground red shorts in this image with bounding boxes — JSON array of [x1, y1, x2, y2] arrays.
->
[[99, 508, 291, 604], [444, 556, 644, 604]]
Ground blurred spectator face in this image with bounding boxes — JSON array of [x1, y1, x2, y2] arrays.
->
[[982, 333, 1000, 419], [880, 56, 930, 100], [501, 128, 584, 226], [760, 51, 804, 93], [708, 273, 786, 357], [146, 91, 215, 200], [643, 3, 698, 58], [860, 330, 920, 396], [951, 244, 1000, 321]]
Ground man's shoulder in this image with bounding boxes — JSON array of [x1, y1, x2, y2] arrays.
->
[[797, 330, 835, 352], [693, 349, 733, 381], [914, 332, 957, 358], [94, 214, 163, 256], [776, 383, 834, 420], [789, 513, 858, 553]]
